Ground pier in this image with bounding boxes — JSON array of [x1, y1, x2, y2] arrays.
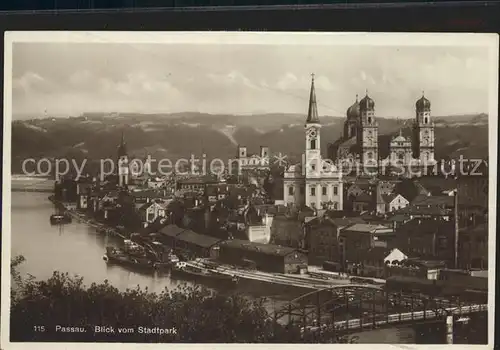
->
[[189, 259, 352, 290]]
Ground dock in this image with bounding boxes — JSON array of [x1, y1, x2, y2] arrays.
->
[[188, 259, 351, 290]]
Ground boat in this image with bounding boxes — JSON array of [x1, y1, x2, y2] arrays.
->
[[50, 213, 72, 225], [171, 262, 239, 284], [150, 253, 180, 270], [103, 246, 155, 270]]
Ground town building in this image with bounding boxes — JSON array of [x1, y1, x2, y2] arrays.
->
[[283, 75, 343, 210], [235, 146, 270, 172], [390, 218, 455, 264], [138, 200, 170, 224], [376, 193, 409, 214], [338, 223, 395, 270], [218, 239, 308, 274], [303, 216, 366, 265], [352, 247, 408, 278]]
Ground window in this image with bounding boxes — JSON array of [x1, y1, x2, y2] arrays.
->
[[322, 187, 327, 196], [288, 186, 294, 196], [310, 139, 316, 150], [333, 186, 338, 195], [368, 117, 372, 124], [311, 187, 316, 196], [424, 117, 428, 124]]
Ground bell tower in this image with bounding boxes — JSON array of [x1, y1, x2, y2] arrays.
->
[[359, 90, 379, 171], [117, 131, 129, 187], [414, 92, 435, 163], [304, 74, 322, 209]]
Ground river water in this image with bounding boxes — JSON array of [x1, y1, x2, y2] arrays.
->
[[10, 191, 487, 344]]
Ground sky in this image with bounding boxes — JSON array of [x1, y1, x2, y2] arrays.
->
[[10, 41, 491, 118]]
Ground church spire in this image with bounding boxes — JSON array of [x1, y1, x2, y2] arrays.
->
[[306, 73, 320, 124], [118, 129, 127, 157]]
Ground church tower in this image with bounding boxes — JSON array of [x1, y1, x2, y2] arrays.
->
[[304, 74, 321, 208], [344, 95, 360, 139], [117, 131, 129, 187], [414, 92, 435, 163], [358, 91, 379, 170]]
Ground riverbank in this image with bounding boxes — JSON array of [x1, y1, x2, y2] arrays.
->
[[48, 195, 127, 240]]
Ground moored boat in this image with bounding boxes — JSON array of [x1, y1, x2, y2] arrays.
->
[[103, 246, 155, 270], [50, 213, 72, 225]]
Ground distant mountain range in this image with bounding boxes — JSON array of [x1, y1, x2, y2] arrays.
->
[[11, 112, 489, 174]]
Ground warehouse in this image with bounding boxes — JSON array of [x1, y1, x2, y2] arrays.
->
[[218, 239, 308, 274], [157, 225, 223, 259]]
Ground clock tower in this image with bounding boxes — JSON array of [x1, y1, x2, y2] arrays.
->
[[304, 74, 322, 208], [358, 91, 379, 171], [305, 74, 321, 180], [414, 92, 435, 163]]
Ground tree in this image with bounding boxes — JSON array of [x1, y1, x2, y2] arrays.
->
[[10, 255, 355, 343]]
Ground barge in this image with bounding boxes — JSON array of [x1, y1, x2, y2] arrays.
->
[[103, 246, 156, 270], [50, 213, 72, 225]]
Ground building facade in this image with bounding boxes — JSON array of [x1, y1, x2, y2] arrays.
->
[[328, 93, 437, 176], [283, 75, 343, 210]]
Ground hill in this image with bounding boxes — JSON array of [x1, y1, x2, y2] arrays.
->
[[11, 112, 489, 174]]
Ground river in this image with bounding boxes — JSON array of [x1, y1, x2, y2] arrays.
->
[[10, 191, 487, 344]]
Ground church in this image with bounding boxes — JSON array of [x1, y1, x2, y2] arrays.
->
[[283, 75, 344, 210], [328, 91, 436, 176]]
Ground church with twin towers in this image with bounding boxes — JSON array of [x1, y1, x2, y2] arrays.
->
[[283, 74, 436, 210]]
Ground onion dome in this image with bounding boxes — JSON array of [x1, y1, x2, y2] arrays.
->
[[359, 91, 375, 111], [416, 92, 431, 111], [346, 95, 360, 120]]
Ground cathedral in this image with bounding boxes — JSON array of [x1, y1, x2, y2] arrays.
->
[[283, 75, 343, 210], [328, 91, 436, 175]]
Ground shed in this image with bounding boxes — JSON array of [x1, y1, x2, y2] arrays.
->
[[175, 230, 224, 258], [218, 239, 308, 274]]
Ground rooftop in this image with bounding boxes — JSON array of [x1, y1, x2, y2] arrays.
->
[[342, 223, 391, 233], [176, 229, 223, 248], [158, 224, 186, 237], [220, 238, 298, 257]]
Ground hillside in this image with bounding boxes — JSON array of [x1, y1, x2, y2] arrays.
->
[[11, 112, 489, 174]]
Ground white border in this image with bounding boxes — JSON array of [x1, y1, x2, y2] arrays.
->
[[2, 31, 499, 350]]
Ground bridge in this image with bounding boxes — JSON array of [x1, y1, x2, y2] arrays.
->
[[274, 284, 488, 336]]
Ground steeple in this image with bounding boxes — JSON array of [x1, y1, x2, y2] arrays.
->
[[306, 73, 320, 124], [117, 130, 127, 157]]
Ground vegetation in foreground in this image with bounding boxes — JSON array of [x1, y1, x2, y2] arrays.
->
[[10, 255, 356, 343]]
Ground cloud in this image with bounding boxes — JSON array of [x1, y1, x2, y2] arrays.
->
[[11, 43, 492, 117], [13, 72, 48, 94], [207, 70, 258, 90], [276, 72, 298, 90]]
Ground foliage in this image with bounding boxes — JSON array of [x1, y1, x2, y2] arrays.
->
[[10, 255, 354, 343]]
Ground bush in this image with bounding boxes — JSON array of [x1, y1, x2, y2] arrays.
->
[[10, 255, 354, 343]]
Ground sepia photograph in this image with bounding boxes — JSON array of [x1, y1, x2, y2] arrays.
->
[[1, 31, 498, 348]]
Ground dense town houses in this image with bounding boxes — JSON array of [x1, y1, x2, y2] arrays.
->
[[53, 76, 488, 286]]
